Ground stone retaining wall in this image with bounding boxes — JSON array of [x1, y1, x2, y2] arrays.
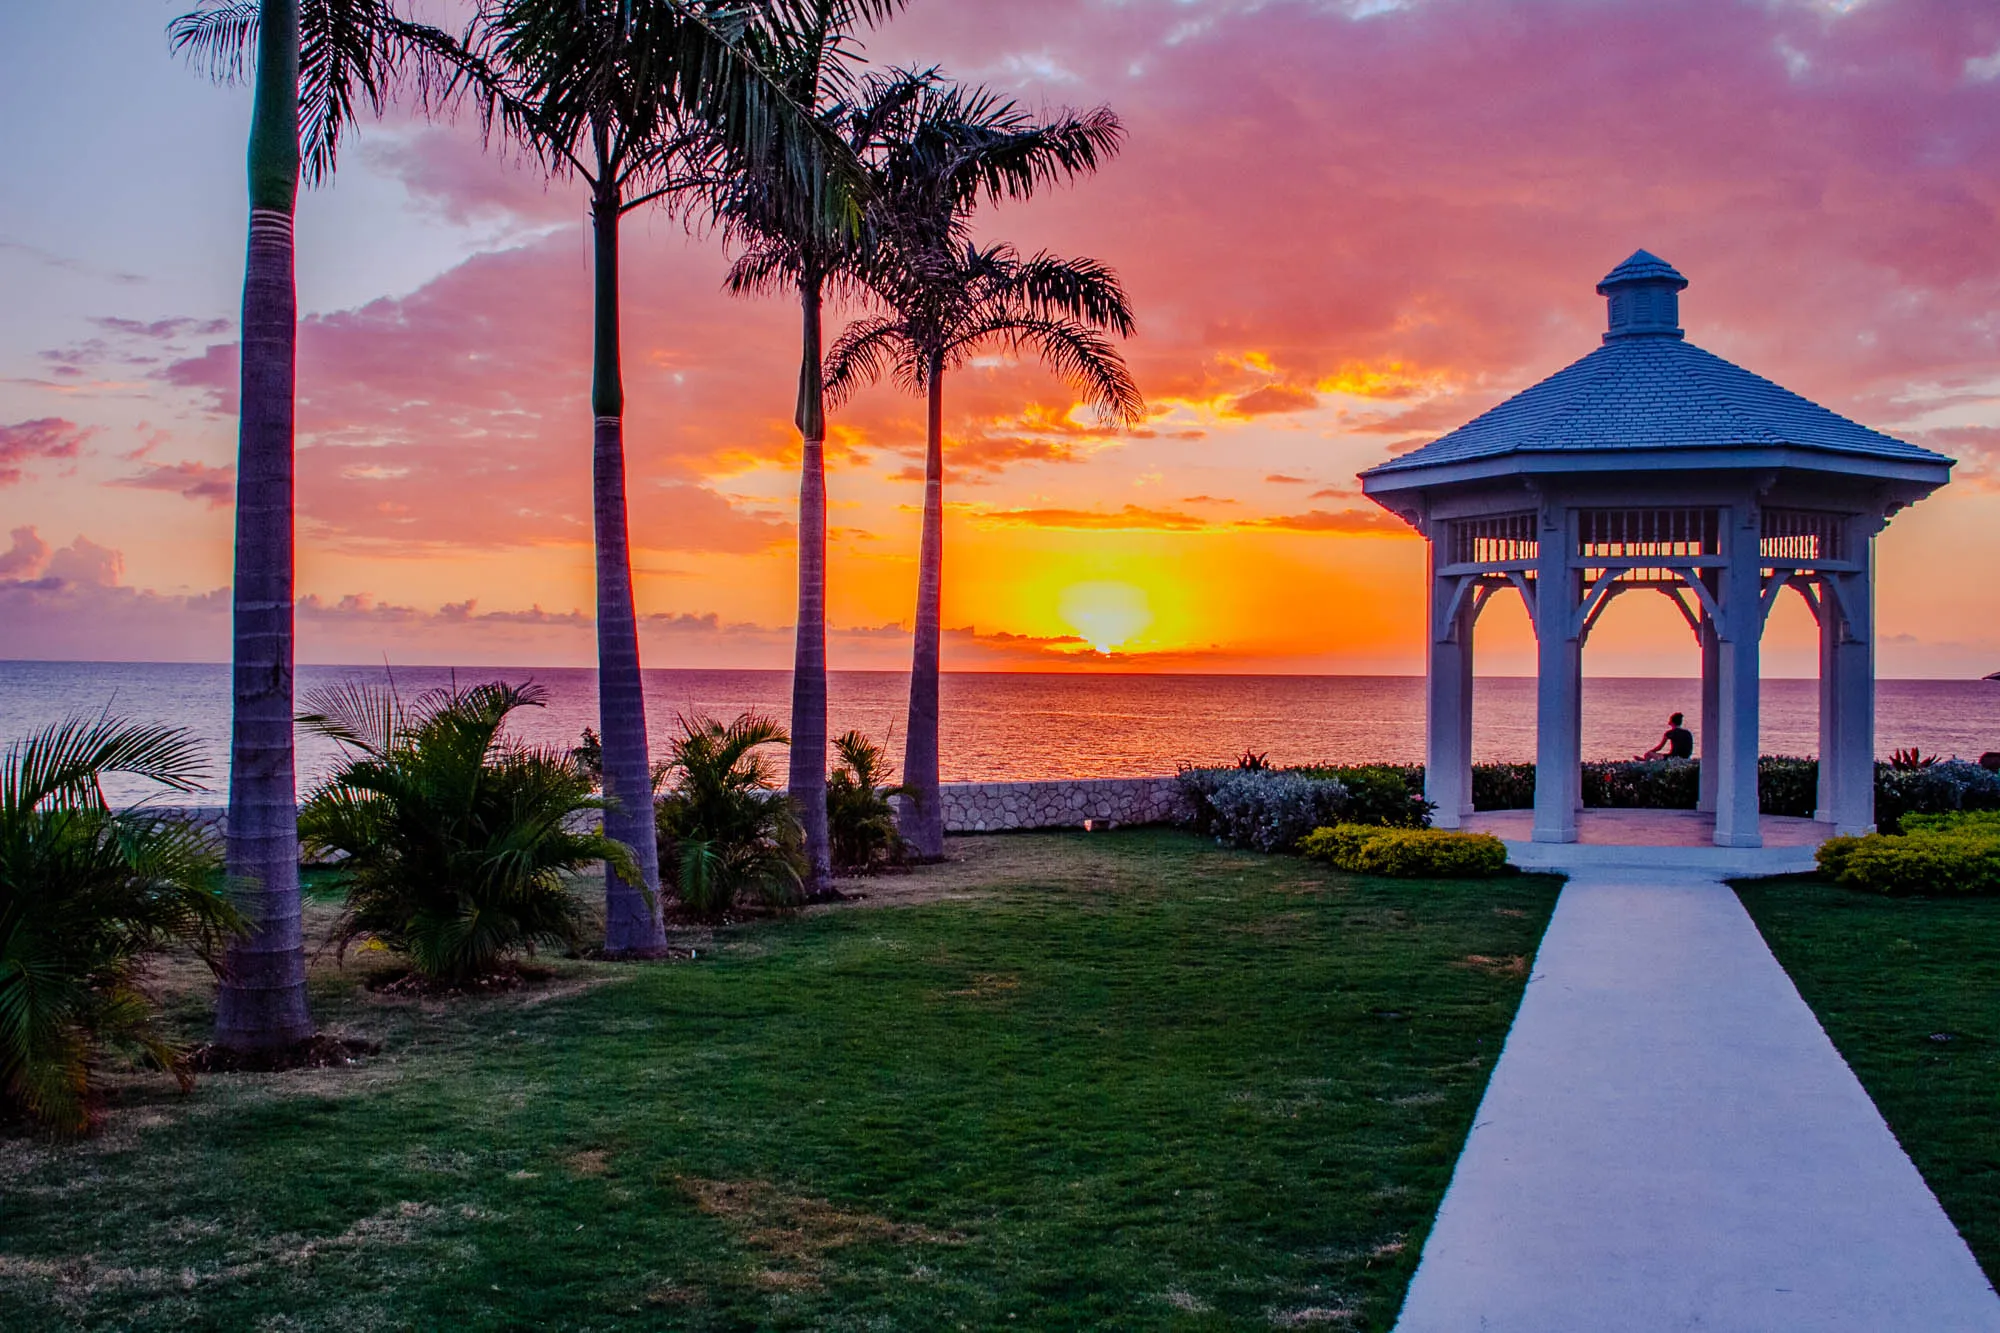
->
[[152, 776, 1189, 846], [931, 777, 1183, 833]]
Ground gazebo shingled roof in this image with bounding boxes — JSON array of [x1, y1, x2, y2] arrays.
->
[[1364, 250, 1950, 478]]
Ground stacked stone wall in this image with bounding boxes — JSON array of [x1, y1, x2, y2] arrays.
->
[[932, 777, 1183, 833], [153, 776, 1188, 849]]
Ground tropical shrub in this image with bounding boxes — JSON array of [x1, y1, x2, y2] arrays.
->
[[1756, 757, 1819, 819], [1471, 762, 1537, 812], [1874, 759, 2000, 833], [656, 713, 805, 916], [1300, 824, 1510, 878], [1815, 811, 2000, 896], [1176, 768, 1351, 852], [1582, 758, 1701, 810], [825, 731, 907, 876], [1294, 765, 1432, 828], [298, 681, 630, 984], [0, 717, 243, 1133]]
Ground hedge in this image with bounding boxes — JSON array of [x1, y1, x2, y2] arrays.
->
[[1815, 810, 2000, 896], [1299, 824, 1510, 878]]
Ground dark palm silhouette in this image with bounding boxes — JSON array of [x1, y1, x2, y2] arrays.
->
[[173, 0, 458, 1051], [723, 28, 925, 895], [826, 94, 1142, 856]]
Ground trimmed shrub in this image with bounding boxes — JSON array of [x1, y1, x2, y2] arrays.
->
[[1815, 811, 2000, 896], [1176, 768, 1351, 852], [1294, 765, 1432, 828], [1300, 824, 1510, 878]]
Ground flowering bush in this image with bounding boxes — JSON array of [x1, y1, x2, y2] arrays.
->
[[1875, 760, 2000, 833], [1175, 768, 1351, 852]]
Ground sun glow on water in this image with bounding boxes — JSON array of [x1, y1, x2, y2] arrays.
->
[[1058, 581, 1153, 654]]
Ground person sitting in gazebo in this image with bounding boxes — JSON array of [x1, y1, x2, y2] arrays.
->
[[1641, 713, 1694, 761]]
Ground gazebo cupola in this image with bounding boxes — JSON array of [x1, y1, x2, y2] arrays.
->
[[1360, 252, 1954, 848], [1598, 249, 1687, 340]]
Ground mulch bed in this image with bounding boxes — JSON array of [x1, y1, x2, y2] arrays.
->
[[188, 1034, 380, 1074]]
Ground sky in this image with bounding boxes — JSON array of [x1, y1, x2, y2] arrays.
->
[[1, 0, 1998, 677]]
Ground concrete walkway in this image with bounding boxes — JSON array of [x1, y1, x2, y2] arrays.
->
[[1395, 868, 2000, 1332]]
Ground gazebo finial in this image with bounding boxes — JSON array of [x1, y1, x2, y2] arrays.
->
[[1597, 249, 1689, 342]]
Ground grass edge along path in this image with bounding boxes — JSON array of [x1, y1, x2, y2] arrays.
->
[[1, 829, 1558, 1331], [1737, 875, 2000, 1288]]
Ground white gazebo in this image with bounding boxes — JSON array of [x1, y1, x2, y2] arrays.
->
[[1360, 252, 1953, 848]]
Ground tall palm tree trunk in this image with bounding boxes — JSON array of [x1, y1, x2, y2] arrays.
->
[[591, 175, 668, 955], [788, 276, 833, 893], [215, 0, 313, 1052], [899, 350, 946, 860]]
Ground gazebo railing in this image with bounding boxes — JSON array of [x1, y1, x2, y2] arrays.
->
[[1760, 508, 1845, 564], [1450, 511, 1538, 566], [1576, 507, 1720, 558]]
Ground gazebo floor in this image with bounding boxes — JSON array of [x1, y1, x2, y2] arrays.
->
[[1463, 808, 1830, 876]]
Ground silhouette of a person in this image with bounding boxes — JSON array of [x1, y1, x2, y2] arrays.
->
[[1642, 712, 1694, 760]]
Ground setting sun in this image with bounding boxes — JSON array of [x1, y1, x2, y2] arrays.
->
[[1058, 580, 1152, 654]]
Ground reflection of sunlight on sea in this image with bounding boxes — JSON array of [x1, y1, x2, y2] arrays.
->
[[0, 661, 1995, 806]]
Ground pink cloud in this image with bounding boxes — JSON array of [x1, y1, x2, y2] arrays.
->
[[0, 526, 50, 578], [110, 459, 236, 507], [0, 418, 92, 486]]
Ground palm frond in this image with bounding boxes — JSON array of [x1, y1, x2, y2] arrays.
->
[[1, 716, 210, 818], [958, 314, 1145, 426], [821, 314, 913, 404]]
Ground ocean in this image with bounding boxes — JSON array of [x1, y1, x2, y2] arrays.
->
[[2, 661, 1996, 807]]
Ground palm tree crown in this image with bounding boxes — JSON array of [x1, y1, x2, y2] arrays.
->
[[821, 80, 1143, 860]]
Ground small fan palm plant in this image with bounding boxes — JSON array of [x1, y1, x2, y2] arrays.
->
[[824, 729, 908, 874], [656, 713, 806, 916], [298, 680, 636, 985], [0, 717, 244, 1134]]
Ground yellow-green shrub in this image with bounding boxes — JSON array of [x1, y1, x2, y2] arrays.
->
[[1814, 811, 2000, 897], [1299, 824, 1510, 878]]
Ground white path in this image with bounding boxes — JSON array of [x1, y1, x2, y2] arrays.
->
[[1395, 869, 2000, 1333]]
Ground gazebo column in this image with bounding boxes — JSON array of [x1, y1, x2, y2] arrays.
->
[[1533, 506, 1580, 843], [1424, 554, 1474, 830], [1827, 530, 1878, 835], [1697, 579, 1720, 813], [1816, 580, 1840, 824], [1712, 505, 1764, 848]]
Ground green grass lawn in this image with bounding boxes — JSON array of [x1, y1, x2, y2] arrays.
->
[[1739, 876, 2000, 1286], [2, 829, 1558, 1331]]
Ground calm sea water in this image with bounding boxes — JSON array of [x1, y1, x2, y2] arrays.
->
[[2, 661, 1996, 807]]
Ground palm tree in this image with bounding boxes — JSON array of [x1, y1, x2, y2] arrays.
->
[[824, 90, 1141, 859], [172, 0, 462, 1051], [723, 27, 925, 897], [448, 0, 885, 953]]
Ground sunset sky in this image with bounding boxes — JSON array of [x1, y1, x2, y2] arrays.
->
[[2, 0, 1997, 677]]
